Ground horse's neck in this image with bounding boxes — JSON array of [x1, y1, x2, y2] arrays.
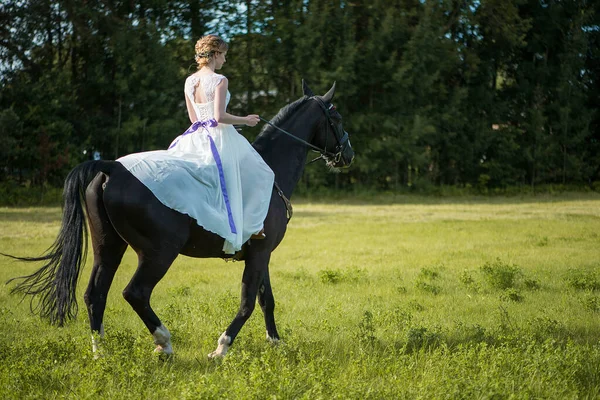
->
[[254, 115, 314, 198]]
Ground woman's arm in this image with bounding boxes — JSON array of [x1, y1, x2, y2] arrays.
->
[[214, 78, 259, 127]]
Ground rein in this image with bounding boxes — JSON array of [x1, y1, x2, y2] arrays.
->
[[259, 116, 326, 154], [258, 97, 350, 164], [258, 116, 324, 165]]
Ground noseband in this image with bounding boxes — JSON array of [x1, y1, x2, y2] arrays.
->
[[259, 96, 350, 164], [311, 97, 351, 164]]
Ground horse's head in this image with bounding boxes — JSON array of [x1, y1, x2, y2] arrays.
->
[[302, 80, 354, 169]]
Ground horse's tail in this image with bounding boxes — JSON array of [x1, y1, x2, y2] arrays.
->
[[4, 160, 117, 326]]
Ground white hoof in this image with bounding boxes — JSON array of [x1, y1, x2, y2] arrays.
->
[[92, 346, 104, 360], [266, 332, 281, 345], [91, 336, 102, 355], [152, 324, 174, 356], [91, 324, 105, 359], [154, 343, 174, 355], [267, 338, 280, 345], [208, 331, 231, 358]]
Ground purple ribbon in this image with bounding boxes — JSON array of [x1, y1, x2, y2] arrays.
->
[[168, 118, 218, 149], [168, 118, 237, 234]]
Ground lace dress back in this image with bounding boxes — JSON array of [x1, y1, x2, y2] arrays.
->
[[185, 73, 231, 121]]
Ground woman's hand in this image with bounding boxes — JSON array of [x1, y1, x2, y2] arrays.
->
[[245, 114, 260, 127]]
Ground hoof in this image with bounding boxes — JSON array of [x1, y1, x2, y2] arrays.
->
[[266, 331, 281, 345], [266, 336, 281, 345], [208, 349, 226, 359], [152, 324, 173, 357], [208, 331, 231, 359], [91, 331, 104, 359], [154, 343, 174, 356]]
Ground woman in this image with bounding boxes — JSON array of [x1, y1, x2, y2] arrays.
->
[[118, 35, 275, 254]]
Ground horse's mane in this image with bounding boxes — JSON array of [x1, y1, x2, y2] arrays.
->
[[254, 96, 310, 143]]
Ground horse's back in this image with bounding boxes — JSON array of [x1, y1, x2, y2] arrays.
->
[[98, 163, 227, 258]]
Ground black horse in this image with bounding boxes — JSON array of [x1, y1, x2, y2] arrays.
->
[[6, 80, 354, 357]]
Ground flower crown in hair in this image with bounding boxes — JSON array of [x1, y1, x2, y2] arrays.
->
[[195, 51, 214, 61]]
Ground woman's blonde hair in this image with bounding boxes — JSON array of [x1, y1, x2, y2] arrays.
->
[[194, 35, 229, 69]]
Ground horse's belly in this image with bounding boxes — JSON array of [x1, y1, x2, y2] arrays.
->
[[179, 224, 227, 258]]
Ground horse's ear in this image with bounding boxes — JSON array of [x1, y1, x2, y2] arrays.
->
[[323, 81, 336, 102], [302, 79, 314, 97]]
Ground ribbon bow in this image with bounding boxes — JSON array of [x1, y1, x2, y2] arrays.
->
[[169, 118, 218, 149]]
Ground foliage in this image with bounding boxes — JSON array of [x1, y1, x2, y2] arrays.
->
[[580, 293, 600, 313], [500, 288, 524, 303], [565, 268, 600, 291], [480, 258, 522, 290], [1, 1, 599, 192], [318, 266, 367, 284]]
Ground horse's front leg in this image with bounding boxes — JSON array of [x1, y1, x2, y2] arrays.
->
[[209, 252, 271, 358]]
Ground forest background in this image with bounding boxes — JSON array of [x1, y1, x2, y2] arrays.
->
[[1, 0, 599, 201]]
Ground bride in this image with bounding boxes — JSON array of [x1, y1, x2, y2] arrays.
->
[[118, 35, 275, 254]]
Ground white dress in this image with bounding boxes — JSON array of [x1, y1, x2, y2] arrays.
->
[[117, 72, 275, 254]]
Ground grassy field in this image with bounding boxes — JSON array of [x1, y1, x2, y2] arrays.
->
[[1, 194, 599, 399]]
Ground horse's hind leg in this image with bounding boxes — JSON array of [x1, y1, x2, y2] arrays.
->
[[84, 173, 128, 355], [85, 242, 127, 354], [257, 268, 280, 343]]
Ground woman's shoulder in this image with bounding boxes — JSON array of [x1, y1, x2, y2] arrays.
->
[[186, 72, 226, 84], [211, 73, 228, 83], [188, 71, 227, 79], [185, 73, 201, 87]]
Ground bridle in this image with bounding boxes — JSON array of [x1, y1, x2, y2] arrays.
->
[[258, 96, 351, 165]]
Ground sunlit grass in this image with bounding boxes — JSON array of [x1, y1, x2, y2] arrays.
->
[[1, 193, 599, 398]]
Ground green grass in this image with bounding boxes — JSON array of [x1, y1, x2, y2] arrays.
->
[[1, 193, 600, 399]]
